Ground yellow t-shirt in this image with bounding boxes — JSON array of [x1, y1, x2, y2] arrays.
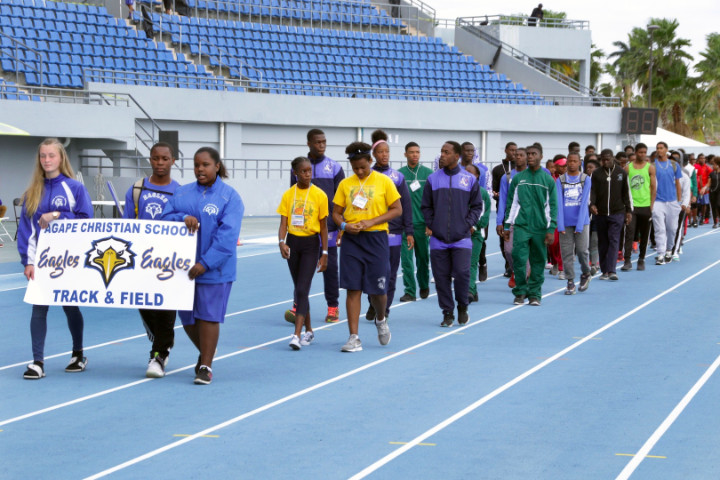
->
[[333, 171, 401, 233], [276, 184, 329, 236]]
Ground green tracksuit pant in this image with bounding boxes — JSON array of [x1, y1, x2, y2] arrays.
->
[[511, 226, 547, 299], [401, 224, 430, 297], [468, 232, 485, 296]]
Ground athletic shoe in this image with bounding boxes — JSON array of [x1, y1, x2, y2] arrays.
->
[[146, 353, 166, 378], [503, 268, 512, 278], [284, 308, 296, 324], [664, 253, 673, 263], [655, 256, 665, 265], [590, 265, 599, 276], [673, 254, 680, 262], [621, 260, 632, 271], [632, 241, 639, 254], [565, 281, 576, 295], [513, 295, 526, 305], [704, 218, 710, 224], [713, 224, 718, 229], [558, 271, 566, 280], [545, 262, 553, 270], [528, 297, 541, 306], [608, 273, 619, 281], [457, 306, 469, 325], [289, 335, 301, 350], [550, 265, 559, 276], [65, 353, 87, 373], [692, 221, 698, 228], [578, 273, 591, 292], [617, 251, 624, 262], [399, 294, 416, 302], [508, 274, 515, 288], [420, 288, 430, 299], [375, 319, 391, 345], [599, 273, 609, 280], [440, 312, 454, 327], [341, 334, 362, 352], [300, 331, 314, 346], [637, 259, 645, 271], [478, 264, 488, 282], [468, 293, 478, 303], [325, 306, 339, 323], [194, 366, 212, 385], [23, 361, 45, 380], [365, 304, 376, 321]]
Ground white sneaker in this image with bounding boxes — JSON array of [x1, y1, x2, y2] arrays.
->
[[289, 335, 301, 350], [375, 320, 391, 346], [300, 331, 314, 346], [672, 254, 680, 262], [146, 355, 165, 378], [341, 334, 362, 352], [558, 271, 566, 280]]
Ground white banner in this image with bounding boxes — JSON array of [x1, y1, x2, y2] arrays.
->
[[24, 219, 197, 310]]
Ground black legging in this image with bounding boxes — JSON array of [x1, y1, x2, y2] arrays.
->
[[624, 206, 652, 260], [286, 233, 320, 316]]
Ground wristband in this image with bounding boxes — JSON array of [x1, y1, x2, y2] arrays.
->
[[279, 239, 285, 244], [182, 214, 189, 221], [340, 222, 346, 231], [322, 250, 328, 255]]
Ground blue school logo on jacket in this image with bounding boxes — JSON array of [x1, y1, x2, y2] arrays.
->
[[52, 195, 68, 208], [84, 236, 136, 287], [145, 202, 164, 219], [203, 204, 219, 216]]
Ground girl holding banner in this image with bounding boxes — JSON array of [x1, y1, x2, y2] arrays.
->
[[18, 138, 93, 379], [162, 147, 244, 385]]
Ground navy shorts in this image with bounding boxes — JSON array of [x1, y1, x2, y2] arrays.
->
[[179, 282, 233, 325], [698, 193, 710, 205], [340, 231, 390, 295]]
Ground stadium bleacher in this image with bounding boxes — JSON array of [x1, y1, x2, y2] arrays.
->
[[0, 0, 543, 103], [0, 76, 38, 100]]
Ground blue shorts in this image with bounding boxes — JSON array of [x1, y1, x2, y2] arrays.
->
[[179, 282, 232, 325], [339, 231, 389, 295], [698, 193, 710, 205], [125, 0, 134, 5]]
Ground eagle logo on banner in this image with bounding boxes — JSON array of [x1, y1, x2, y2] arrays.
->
[[84, 236, 136, 287]]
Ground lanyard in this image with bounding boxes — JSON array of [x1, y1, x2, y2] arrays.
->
[[293, 184, 311, 215], [354, 172, 371, 199]]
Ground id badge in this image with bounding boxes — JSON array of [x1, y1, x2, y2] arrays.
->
[[352, 195, 368, 209], [410, 180, 421, 191], [291, 214, 304, 226]]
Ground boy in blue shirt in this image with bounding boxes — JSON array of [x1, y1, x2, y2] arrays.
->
[[651, 141, 683, 265], [556, 152, 592, 295]]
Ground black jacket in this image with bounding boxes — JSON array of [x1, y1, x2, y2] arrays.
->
[[590, 165, 632, 215]]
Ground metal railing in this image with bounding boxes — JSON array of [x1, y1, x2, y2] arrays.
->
[[211, 46, 264, 84], [0, 31, 46, 88], [460, 15, 589, 30], [82, 67, 621, 106], [456, 17, 602, 98], [0, 83, 134, 105]]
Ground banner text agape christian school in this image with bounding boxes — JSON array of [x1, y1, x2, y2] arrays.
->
[[24, 219, 197, 311]]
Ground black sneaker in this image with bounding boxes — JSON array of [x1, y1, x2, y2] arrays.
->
[[637, 259, 645, 271], [23, 361, 45, 379], [365, 304, 376, 321], [440, 312, 454, 327], [503, 268, 512, 278], [608, 273, 619, 281], [565, 281, 576, 295], [620, 260, 632, 271], [419, 288, 430, 299], [457, 306, 469, 325], [478, 264, 488, 282], [513, 295, 526, 305], [578, 273, 591, 292], [65, 352, 87, 373], [664, 253, 673, 263], [468, 293, 478, 303], [528, 297, 541, 306], [194, 366, 212, 385], [399, 294, 416, 302], [655, 256, 665, 266]]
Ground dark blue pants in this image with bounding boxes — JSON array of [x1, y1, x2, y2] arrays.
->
[[430, 247, 472, 314], [31, 305, 84, 362], [367, 244, 401, 315], [322, 245, 339, 308], [596, 213, 625, 274]]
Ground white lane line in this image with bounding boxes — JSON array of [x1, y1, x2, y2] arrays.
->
[[347, 257, 720, 480], [615, 352, 720, 480]]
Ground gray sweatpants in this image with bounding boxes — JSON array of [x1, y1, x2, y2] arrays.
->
[[652, 200, 681, 257], [559, 225, 590, 281]]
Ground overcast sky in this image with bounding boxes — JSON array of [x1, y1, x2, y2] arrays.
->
[[430, 0, 719, 72]]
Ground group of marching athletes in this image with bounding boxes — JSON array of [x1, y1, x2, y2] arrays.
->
[[16, 133, 705, 384], [18, 139, 243, 385]]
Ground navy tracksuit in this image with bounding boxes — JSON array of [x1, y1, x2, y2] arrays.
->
[[291, 154, 344, 308], [422, 165, 484, 314]]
